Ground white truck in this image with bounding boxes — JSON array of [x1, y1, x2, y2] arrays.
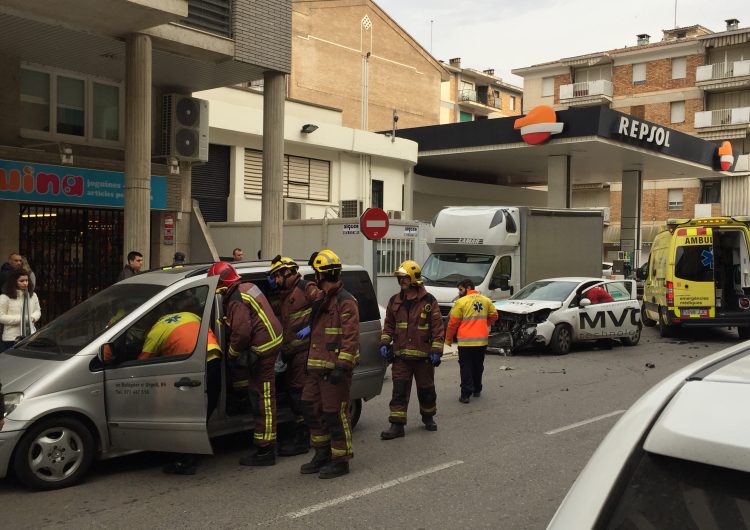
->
[[421, 206, 604, 318]]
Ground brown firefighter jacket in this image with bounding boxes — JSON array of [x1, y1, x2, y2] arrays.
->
[[381, 286, 444, 359], [307, 280, 360, 372], [277, 273, 322, 356], [224, 281, 283, 358]]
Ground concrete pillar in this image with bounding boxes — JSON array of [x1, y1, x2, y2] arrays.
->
[[123, 34, 152, 268], [261, 70, 285, 259], [547, 155, 571, 208], [621, 170, 642, 269], [403, 166, 414, 219]]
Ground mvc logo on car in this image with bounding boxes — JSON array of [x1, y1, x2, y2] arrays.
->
[[514, 105, 564, 145]]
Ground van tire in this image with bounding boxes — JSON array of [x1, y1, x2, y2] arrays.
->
[[348, 399, 362, 430], [739, 327, 750, 341], [621, 324, 642, 346], [550, 324, 573, 355], [658, 309, 673, 338], [641, 303, 656, 327], [13, 416, 95, 491]]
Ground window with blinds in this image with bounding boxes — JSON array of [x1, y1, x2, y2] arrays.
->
[[244, 149, 330, 201]]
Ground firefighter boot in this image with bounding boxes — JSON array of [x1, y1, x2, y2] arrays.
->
[[278, 425, 310, 457], [239, 445, 276, 466], [319, 460, 349, 479], [380, 422, 405, 440], [300, 447, 331, 474], [422, 415, 437, 432]]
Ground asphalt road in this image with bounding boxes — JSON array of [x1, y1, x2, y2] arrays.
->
[[2, 325, 743, 529]]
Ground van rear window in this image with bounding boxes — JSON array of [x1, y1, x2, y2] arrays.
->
[[674, 245, 713, 282]]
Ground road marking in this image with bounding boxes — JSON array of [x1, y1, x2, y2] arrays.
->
[[283, 460, 464, 520], [544, 410, 626, 435]]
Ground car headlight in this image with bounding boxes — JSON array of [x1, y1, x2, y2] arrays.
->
[[2, 392, 23, 418]]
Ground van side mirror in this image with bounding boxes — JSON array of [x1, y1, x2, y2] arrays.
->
[[579, 298, 592, 308], [491, 274, 510, 291]]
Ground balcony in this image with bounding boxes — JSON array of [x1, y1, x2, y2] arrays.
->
[[559, 80, 613, 107], [694, 107, 750, 139], [696, 60, 750, 91], [459, 89, 502, 112]]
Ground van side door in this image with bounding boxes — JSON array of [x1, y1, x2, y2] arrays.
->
[[102, 277, 217, 454], [488, 255, 514, 300]]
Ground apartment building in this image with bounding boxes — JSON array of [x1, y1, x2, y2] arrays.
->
[[439, 57, 523, 123], [513, 18, 750, 259]]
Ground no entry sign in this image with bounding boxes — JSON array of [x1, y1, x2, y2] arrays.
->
[[360, 208, 389, 240]]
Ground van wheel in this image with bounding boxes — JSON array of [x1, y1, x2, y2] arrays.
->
[[621, 324, 642, 346], [641, 303, 656, 327], [13, 416, 95, 491], [550, 324, 573, 355], [348, 399, 362, 430], [658, 309, 673, 338], [739, 327, 750, 340]]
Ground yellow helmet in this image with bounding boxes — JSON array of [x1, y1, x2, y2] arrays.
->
[[394, 260, 423, 286], [309, 249, 342, 273], [269, 255, 298, 275]]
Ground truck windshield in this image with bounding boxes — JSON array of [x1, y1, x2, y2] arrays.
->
[[9, 283, 165, 357], [422, 253, 495, 286], [511, 280, 578, 302]]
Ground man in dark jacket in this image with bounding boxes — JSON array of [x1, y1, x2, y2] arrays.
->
[[117, 251, 143, 281], [0, 252, 22, 289]]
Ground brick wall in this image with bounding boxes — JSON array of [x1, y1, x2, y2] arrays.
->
[[612, 54, 704, 95], [611, 186, 715, 224], [553, 73, 572, 105], [624, 98, 704, 132]]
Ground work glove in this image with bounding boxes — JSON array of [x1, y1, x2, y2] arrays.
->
[[296, 325, 311, 340], [429, 352, 442, 367], [379, 345, 390, 358], [328, 366, 348, 385]]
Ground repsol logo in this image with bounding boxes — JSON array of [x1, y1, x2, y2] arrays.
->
[[684, 236, 712, 245], [579, 307, 641, 329], [617, 117, 671, 147]]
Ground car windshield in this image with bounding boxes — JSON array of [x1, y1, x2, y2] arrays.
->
[[421, 253, 495, 286], [510, 280, 578, 302], [9, 283, 165, 357]]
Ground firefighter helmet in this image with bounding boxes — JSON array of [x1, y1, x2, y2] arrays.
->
[[207, 261, 241, 289], [309, 249, 342, 273], [394, 260, 423, 286], [268, 255, 298, 275]]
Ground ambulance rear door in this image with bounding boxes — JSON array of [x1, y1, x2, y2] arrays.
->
[[671, 227, 715, 319]]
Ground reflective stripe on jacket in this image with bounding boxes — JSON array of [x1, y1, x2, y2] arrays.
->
[[308, 281, 360, 372], [381, 286, 444, 358], [445, 290, 498, 347], [277, 274, 321, 355], [224, 282, 283, 357]]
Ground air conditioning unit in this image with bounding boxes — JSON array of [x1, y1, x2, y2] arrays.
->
[[284, 199, 305, 220], [388, 210, 404, 220], [339, 200, 363, 218], [162, 94, 209, 163]]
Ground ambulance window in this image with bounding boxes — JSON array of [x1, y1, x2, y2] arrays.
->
[[675, 246, 713, 282]]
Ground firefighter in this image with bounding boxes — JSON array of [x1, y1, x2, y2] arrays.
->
[[445, 279, 498, 403], [299, 249, 359, 479], [380, 260, 444, 440], [208, 261, 283, 466], [267, 255, 322, 456]]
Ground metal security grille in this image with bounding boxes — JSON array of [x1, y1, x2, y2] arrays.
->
[[19, 204, 124, 322], [377, 238, 415, 276], [184, 0, 233, 37], [192, 143, 230, 222]]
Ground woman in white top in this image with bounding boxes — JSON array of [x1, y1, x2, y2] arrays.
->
[[0, 268, 41, 351]]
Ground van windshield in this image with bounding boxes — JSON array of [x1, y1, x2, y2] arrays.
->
[[675, 245, 714, 282], [422, 254, 495, 286], [10, 283, 165, 357]]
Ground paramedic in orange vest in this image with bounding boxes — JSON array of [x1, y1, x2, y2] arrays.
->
[[445, 279, 498, 403]]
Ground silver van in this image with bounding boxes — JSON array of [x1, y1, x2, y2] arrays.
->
[[0, 262, 385, 490]]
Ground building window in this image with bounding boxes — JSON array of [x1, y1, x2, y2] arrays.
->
[[630, 105, 645, 119], [542, 77, 554, 97], [668, 188, 684, 210], [700, 181, 721, 203], [632, 63, 646, 84], [371, 179, 383, 209], [670, 101, 685, 123], [459, 111, 473, 122], [20, 65, 123, 145], [672, 57, 687, 79], [244, 149, 331, 201], [510, 95, 516, 110]]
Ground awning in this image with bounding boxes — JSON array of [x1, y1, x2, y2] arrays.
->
[[604, 224, 664, 245]]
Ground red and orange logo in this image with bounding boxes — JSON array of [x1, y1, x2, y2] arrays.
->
[[514, 105, 564, 145], [718, 141, 734, 171]]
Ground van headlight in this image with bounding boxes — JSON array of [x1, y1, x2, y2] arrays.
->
[[3, 393, 23, 418]]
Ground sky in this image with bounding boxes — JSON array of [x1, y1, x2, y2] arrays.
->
[[374, 0, 748, 86]]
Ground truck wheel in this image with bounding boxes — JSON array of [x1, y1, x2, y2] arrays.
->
[[550, 324, 572, 355], [739, 327, 750, 341], [621, 324, 642, 346], [641, 303, 656, 327], [348, 399, 362, 430], [13, 416, 95, 491]]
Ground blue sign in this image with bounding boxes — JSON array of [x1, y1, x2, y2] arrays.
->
[[0, 159, 167, 210]]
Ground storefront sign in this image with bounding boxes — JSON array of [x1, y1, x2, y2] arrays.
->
[[164, 213, 175, 245], [343, 223, 360, 235], [0, 159, 167, 209], [403, 225, 418, 238], [616, 116, 671, 147]]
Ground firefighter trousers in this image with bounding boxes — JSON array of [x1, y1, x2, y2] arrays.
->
[[388, 357, 437, 424], [284, 350, 308, 421], [301, 371, 353, 462], [248, 351, 277, 447]]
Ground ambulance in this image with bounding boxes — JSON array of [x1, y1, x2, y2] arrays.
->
[[641, 217, 750, 338]]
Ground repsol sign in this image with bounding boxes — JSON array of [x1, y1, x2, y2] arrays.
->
[[580, 307, 641, 329], [617, 116, 671, 147]]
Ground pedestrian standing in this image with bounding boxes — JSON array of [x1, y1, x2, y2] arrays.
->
[[172, 251, 186, 266], [445, 279, 498, 403], [208, 261, 282, 466], [0, 252, 23, 289], [299, 249, 359, 479], [380, 260, 444, 440], [0, 269, 41, 351], [117, 251, 144, 281], [232, 248, 244, 261]]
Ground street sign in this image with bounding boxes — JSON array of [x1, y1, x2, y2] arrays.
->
[[360, 208, 389, 240]]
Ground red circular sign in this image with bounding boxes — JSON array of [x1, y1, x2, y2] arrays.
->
[[360, 208, 390, 240]]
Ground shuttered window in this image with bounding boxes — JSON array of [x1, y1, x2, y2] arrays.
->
[[244, 149, 330, 201]]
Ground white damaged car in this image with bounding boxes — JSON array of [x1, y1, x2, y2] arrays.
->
[[491, 277, 642, 355]]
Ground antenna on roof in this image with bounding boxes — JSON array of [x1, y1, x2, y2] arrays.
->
[[430, 19, 434, 53], [674, 0, 677, 28]]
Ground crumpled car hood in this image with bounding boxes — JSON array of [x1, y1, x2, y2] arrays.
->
[[494, 300, 563, 315]]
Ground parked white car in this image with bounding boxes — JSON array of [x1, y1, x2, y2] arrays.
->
[[492, 277, 642, 355], [548, 341, 750, 529]]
